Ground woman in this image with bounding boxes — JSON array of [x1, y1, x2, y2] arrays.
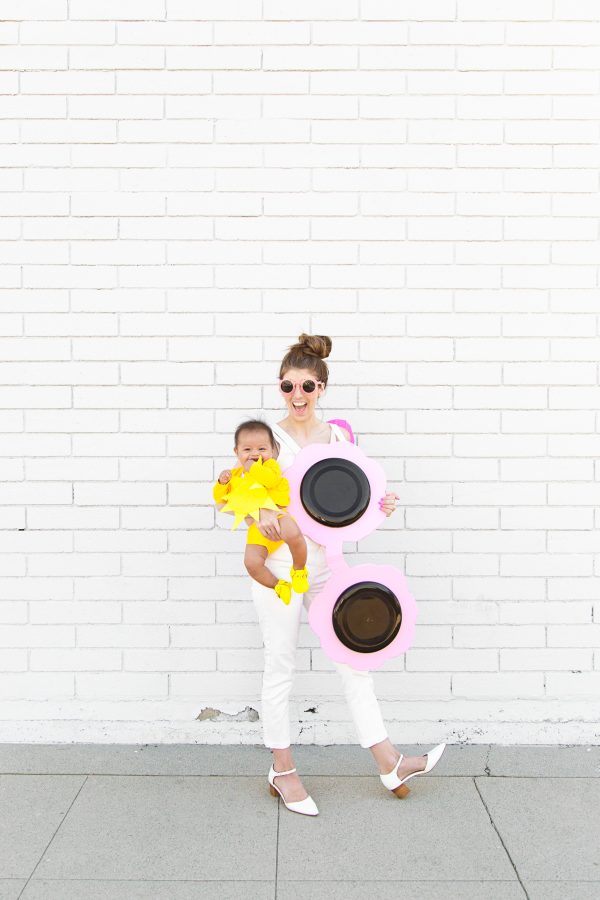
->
[[225, 333, 445, 815]]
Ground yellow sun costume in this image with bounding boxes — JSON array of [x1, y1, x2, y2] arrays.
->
[[213, 457, 309, 605], [212, 457, 291, 553]]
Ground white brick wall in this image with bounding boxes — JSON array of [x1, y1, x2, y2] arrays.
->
[[1, 2, 599, 744]]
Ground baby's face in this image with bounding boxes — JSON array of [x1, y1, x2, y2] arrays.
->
[[235, 429, 275, 470]]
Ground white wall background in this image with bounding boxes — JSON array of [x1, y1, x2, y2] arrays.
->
[[1, 0, 599, 745]]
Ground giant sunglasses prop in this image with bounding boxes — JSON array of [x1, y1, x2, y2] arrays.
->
[[284, 440, 417, 671]]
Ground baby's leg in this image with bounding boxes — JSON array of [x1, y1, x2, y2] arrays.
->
[[244, 544, 277, 589], [245, 541, 292, 606], [277, 513, 307, 571]]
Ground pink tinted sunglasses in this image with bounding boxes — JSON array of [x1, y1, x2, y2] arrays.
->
[[279, 378, 324, 395]]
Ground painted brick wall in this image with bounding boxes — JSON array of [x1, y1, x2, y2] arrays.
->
[[1, 1, 599, 744]]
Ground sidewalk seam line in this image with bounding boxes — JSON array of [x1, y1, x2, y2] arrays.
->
[[15, 773, 90, 900], [473, 775, 531, 900]]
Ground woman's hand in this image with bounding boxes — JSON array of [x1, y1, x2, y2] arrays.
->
[[379, 492, 399, 517], [257, 508, 282, 541]]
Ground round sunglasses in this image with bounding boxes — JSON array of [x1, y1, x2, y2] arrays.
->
[[279, 378, 324, 395]]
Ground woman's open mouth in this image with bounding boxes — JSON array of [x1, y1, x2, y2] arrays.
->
[[292, 401, 308, 414]]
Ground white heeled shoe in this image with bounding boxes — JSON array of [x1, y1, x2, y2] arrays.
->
[[268, 765, 319, 816], [380, 742, 447, 799]]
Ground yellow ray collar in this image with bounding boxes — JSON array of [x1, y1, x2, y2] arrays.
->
[[220, 457, 283, 529]]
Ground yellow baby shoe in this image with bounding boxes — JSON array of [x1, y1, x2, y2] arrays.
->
[[290, 566, 309, 594], [274, 579, 292, 605]]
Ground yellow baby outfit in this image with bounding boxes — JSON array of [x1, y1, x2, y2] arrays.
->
[[212, 457, 291, 553], [213, 457, 309, 605]]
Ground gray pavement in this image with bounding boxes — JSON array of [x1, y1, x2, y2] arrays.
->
[[0, 744, 599, 900]]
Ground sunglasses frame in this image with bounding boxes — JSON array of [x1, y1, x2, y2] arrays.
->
[[278, 378, 325, 395]]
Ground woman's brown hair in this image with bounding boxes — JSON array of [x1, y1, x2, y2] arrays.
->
[[279, 332, 332, 387]]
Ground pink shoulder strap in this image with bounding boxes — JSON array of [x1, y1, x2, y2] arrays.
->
[[327, 418, 355, 443]]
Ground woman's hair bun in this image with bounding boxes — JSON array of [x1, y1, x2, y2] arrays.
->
[[297, 332, 332, 360], [280, 333, 331, 386]]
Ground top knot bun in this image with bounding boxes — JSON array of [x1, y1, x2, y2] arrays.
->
[[279, 333, 332, 387], [297, 333, 332, 360]]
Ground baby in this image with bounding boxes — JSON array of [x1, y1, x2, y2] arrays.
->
[[213, 419, 309, 606]]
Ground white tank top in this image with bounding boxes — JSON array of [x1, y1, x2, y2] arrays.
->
[[270, 419, 347, 473], [261, 417, 348, 561]]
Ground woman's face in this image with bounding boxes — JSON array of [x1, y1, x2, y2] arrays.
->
[[280, 367, 325, 422]]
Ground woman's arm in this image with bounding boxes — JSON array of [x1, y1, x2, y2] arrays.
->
[[255, 508, 282, 541]]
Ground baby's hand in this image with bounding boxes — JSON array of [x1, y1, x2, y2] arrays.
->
[[243, 455, 262, 472], [218, 469, 232, 484]]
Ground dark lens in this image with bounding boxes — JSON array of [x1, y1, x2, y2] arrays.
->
[[302, 380, 316, 393], [300, 458, 370, 527], [332, 582, 402, 653], [281, 380, 293, 393]]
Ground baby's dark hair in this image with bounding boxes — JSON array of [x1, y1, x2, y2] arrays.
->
[[234, 419, 279, 455]]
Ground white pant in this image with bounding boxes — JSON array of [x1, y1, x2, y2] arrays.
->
[[251, 541, 389, 750]]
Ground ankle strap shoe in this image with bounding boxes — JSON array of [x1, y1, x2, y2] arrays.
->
[[380, 742, 447, 799], [268, 765, 319, 816]]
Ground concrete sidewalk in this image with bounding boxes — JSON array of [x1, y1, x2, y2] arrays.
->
[[0, 744, 598, 900]]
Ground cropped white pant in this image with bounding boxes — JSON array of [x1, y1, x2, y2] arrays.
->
[[251, 540, 389, 750]]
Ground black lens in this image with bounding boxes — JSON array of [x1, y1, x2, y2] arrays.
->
[[300, 458, 370, 527], [281, 380, 293, 393], [332, 582, 402, 653], [302, 380, 316, 393]]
